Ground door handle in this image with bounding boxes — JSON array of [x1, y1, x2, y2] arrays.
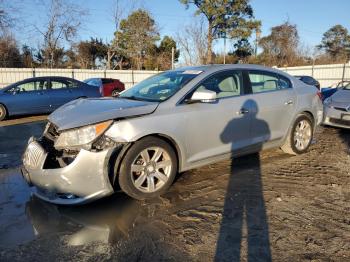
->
[[284, 100, 293, 105], [237, 108, 249, 115]]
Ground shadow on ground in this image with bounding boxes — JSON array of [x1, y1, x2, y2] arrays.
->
[[215, 99, 272, 261]]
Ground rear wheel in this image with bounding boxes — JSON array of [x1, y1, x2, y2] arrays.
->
[[0, 104, 7, 121], [281, 114, 313, 155], [118, 137, 178, 200]]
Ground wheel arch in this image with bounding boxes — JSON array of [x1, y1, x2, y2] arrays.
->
[[109, 133, 183, 190], [300, 110, 315, 124], [280, 109, 316, 149], [0, 102, 9, 117]]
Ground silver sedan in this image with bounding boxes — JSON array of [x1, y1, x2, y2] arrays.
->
[[22, 64, 323, 204], [323, 84, 350, 129]]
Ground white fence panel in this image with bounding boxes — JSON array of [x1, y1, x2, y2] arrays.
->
[[0, 68, 160, 89], [279, 63, 350, 87]]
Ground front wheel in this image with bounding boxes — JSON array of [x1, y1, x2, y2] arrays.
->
[[0, 104, 7, 121], [281, 114, 313, 155], [118, 137, 178, 200]]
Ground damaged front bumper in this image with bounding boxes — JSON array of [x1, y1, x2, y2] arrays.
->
[[22, 138, 115, 205]]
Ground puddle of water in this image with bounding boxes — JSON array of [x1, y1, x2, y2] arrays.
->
[[0, 169, 35, 248], [0, 169, 157, 249]]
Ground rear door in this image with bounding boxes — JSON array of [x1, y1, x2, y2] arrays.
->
[[243, 70, 296, 145], [6, 79, 51, 115], [48, 78, 83, 110]]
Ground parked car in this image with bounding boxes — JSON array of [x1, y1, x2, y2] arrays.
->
[[84, 78, 125, 97], [21, 64, 323, 205], [294, 75, 321, 89], [323, 82, 350, 129], [321, 80, 350, 101], [0, 76, 101, 121]]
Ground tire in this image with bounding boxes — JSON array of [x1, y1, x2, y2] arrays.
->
[[118, 137, 178, 200], [281, 113, 314, 155], [111, 90, 120, 97], [0, 104, 7, 121]]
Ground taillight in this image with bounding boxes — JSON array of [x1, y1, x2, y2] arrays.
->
[[316, 91, 323, 101]]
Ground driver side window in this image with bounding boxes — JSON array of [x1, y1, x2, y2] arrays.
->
[[196, 70, 242, 99], [15, 80, 48, 93]]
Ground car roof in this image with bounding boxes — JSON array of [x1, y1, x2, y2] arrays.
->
[[1, 76, 80, 90], [173, 64, 292, 78]]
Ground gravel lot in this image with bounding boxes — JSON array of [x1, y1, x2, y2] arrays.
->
[[0, 119, 349, 261]]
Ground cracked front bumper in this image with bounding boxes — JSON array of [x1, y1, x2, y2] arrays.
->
[[22, 139, 115, 205]]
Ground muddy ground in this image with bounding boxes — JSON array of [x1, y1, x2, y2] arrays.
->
[[0, 119, 349, 262]]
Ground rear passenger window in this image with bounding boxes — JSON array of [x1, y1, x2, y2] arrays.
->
[[66, 80, 79, 88], [196, 71, 242, 98], [249, 72, 279, 93], [51, 81, 68, 89], [248, 71, 291, 93]]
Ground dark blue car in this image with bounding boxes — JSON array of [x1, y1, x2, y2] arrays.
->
[[321, 80, 350, 101], [0, 76, 101, 121]]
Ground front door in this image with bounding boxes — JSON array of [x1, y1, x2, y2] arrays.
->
[[6, 79, 51, 115], [183, 70, 253, 164]]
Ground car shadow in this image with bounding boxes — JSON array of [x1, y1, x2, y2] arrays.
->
[[215, 99, 272, 261]]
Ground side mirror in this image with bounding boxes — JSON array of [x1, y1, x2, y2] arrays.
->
[[189, 90, 217, 103]]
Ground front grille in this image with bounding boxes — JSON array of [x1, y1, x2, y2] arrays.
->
[[23, 142, 47, 169], [329, 118, 350, 126]]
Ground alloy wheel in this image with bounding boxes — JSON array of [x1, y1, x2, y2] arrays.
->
[[131, 147, 172, 193], [293, 120, 312, 151]]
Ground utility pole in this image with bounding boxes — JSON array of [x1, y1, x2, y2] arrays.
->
[[220, 30, 227, 64], [171, 47, 175, 69], [223, 35, 226, 64]]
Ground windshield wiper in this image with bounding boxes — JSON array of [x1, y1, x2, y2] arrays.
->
[[119, 95, 159, 102]]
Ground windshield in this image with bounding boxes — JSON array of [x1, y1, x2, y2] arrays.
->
[[119, 70, 201, 102], [84, 78, 102, 87]]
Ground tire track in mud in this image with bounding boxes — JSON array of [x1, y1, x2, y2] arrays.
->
[[144, 127, 350, 261]]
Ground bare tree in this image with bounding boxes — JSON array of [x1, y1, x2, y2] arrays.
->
[[0, 0, 17, 34], [0, 33, 22, 67], [34, 0, 87, 68], [176, 18, 208, 66]]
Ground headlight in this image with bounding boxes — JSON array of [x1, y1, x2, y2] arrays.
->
[[55, 120, 112, 149], [324, 97, 332, 106]]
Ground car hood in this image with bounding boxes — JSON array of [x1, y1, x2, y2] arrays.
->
[[329, 89, 350, 106], [49, 98, 159, 131]]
